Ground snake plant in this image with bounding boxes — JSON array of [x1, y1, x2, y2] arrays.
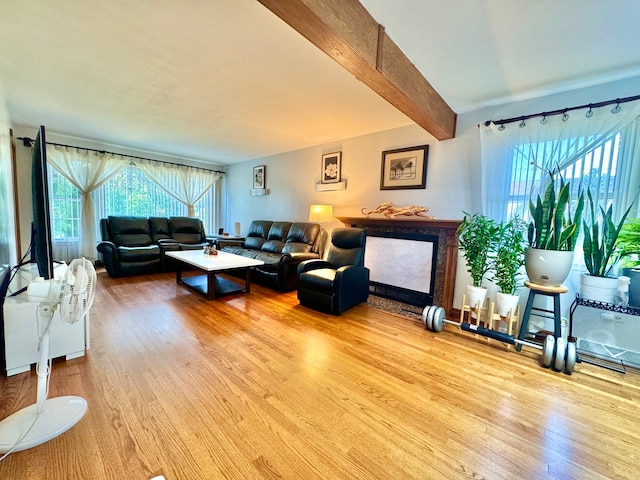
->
[[582, 190, 633, 277], [527, 168, 584, 251]]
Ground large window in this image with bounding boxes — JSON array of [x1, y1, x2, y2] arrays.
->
[[481, 103, 640, 225], [49, 162, 217, 262], [95, 162, 217, 230], [100, 165, 190, 218]]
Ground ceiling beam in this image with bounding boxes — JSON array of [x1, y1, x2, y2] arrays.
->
[[258, 0, 457, 140]]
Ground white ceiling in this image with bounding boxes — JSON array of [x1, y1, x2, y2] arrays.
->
[[1, 0, 640, 165]]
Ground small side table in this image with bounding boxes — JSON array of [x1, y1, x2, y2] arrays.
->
[[515, 281, 567, 352], [207, 235, 245, 249]]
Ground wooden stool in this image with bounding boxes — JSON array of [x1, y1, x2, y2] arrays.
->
[[515, 281, 568, 352]]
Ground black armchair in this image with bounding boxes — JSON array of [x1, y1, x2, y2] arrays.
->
[[297, 228, 369, 315]]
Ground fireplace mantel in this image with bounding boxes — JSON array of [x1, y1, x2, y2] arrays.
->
[[337, 216, 461, 317]]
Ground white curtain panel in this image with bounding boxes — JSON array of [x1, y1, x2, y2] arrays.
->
[[480, 100, 640, 221], [613, 119, 640, 218], [135, 161, 221, 217], [46, 146, 128, 260]]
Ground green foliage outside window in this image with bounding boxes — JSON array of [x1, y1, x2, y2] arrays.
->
[[50, 169, 81, 241]]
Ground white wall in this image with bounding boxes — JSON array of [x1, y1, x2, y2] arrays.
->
[[224, 76, 640, 309], [224, 121, 476, 309], [224, 123, 470, 230]]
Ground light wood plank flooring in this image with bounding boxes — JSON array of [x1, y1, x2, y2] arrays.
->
[[2, 270, 640, 479]]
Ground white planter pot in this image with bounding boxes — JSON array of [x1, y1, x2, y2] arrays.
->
[[525, 247, 574, 287], [466, 285, 488, 308], [496, 292, 519, 317], [580, 274, 618, 304]]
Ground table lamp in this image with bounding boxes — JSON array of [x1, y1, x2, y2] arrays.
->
[[309, 204, 333, 223]]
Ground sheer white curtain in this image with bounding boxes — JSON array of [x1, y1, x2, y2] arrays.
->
[[480, 101, 640, 222], [613, 118, 640, 217], [135, 161, 221, 217], [46, 146, 128, 260]]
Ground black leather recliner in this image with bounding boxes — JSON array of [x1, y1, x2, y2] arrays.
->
[[156, 216, 209, 270], [97, 216, 162, 277], [297, 228, 369, 315]]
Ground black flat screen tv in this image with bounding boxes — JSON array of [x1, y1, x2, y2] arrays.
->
[[31, 125, 54, 280]]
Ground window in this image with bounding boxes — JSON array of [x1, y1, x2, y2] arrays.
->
[[100, 165, 188, 217], [49, 167, 82, 242], [96, 163, 216, 230], [49, 162, 217, 262], [507, 133, 621, 222], [481, 104, 640, 302]]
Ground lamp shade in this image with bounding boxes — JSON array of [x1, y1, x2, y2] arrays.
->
[[309, 204, 334, 223]]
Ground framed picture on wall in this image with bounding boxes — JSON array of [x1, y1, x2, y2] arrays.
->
[[380, 144, 428, 190], [253, 165, 265, 189], [321, 152, 342, 184]]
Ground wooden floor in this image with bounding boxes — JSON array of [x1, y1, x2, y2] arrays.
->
[[2, 270, 640, 479]]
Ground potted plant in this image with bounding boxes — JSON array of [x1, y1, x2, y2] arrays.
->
[[456, 212, 497, 307], [614, 217, 640, 307], [581, 190, 634, 303], [491, 217, 527, 316], [526, 168, 584, 286]]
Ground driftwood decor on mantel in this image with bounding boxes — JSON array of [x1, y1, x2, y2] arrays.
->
[[361, 202, 434, 219], [337, 216, 461, 318]]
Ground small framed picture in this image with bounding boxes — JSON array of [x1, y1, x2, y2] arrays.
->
[[253, 165, 265, 189], [321, 152, 342, 184], [380, 145, 428, 190]]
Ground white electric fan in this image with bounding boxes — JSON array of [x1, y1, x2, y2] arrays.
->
[[0, 258, 96, 455]]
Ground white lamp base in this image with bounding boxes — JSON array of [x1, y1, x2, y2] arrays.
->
[[0, 396, 87, 453]]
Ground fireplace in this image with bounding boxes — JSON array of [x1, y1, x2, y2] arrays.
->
[[365, 232, 438, 307], [337, 217, 461, 317]]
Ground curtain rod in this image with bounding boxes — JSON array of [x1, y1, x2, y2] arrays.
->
[[15, 137, 225, 175], [483, 93, 640, 127]]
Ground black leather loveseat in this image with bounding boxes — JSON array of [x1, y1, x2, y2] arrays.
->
[[219, 220, 327, 291], [97, 216, 208, 277]]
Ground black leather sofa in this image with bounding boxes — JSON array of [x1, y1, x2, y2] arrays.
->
[[97, 216, 208, 277], [219, 220, 327, 291]]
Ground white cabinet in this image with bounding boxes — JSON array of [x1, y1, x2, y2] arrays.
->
[[2, 263, 89, 376]]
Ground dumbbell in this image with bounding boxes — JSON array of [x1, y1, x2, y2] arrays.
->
[[422, 305, 577, 374]]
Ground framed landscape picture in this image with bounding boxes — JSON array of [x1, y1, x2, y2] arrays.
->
[[253, 165, 265, 189], [321, 152, 342, 184], [380, 144, 428, 190]]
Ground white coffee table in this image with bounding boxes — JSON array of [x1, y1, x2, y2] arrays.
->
[[166, 250, 264, 300]]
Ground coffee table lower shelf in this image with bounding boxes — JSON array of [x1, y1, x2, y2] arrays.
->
[[177, 269, 251, 300]]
